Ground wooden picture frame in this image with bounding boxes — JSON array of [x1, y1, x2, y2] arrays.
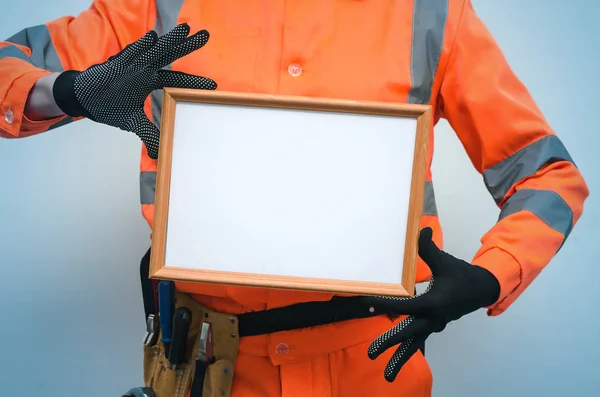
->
[[149, 89, 431, 297]]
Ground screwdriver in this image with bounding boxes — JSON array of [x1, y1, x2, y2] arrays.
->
[[190, 322, 214, 396], [158, 281, 175, 358], [169, 306, 192, 369]]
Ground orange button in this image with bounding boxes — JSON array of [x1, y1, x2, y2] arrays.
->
[[275, 342, 290, 355], [4, 108, 13, 124], [288, 64, 302, 77]]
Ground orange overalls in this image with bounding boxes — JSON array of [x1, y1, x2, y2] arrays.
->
[[0, 0, 589, 395]]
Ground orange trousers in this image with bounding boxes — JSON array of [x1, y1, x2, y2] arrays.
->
[[231, 336, 432, 397], [225, 311, 432, 396]]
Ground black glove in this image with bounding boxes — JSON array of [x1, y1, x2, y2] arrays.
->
[[52, 23, 216, 159], [361, 227, 501, 382]]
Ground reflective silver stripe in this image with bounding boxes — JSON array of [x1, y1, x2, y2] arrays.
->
[[483, 135, 575, 205], [141, 0, 186, 206], [423, 180, 437, 216], [4, 25, 72, 129], [5, 25, 63, 72], [407, 0, 448, 105], [150, 0, 186, 128], [154, 0, 186, 37], [499, 188, 573, 238], [150, 87, 164, 130], [0, 45, 33, 64], [406, 0, 447, 217], [140, 171, 157, 205]]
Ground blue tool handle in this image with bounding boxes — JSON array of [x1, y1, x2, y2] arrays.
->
[[158, 281, 174, 344]]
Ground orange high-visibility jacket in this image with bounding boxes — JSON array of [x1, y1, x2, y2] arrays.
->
[[0, 0, 589, 314], [0, 0, 589, 393]]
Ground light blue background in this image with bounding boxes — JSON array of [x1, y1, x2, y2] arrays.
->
[[1, 1, 598, 396]]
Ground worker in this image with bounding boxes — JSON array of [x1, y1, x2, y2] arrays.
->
[[0, 0, 589, 396]]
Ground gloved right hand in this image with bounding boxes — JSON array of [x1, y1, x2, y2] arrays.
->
[[51, 23, 217, 159]]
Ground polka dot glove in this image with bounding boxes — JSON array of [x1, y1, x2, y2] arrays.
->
[[361, 227, 501, 382], [52, 23, 216, 159]]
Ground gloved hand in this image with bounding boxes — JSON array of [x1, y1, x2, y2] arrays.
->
[[362, 227, 501, 382], [52, 23, 216, 159]]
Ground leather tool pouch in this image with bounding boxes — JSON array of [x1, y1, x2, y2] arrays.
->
[[143, 291, 240, 397]]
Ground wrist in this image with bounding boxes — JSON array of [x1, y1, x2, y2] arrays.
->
[[24, 72, 64, 120], [472, 247, 522, 314], [52, 70, 91, 118], [473, 265, 501, 307]]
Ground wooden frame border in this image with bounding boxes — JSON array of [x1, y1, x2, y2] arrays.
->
[[149, 88, 431, 297]]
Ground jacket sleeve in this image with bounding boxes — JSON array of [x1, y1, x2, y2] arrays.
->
[[0, 0, 155, 139], [437, 0, 590, 315]]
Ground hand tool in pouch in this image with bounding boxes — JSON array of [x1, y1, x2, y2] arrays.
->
[[190, 322, 214, 396], [140, 248, 157, 321], [144, 314, 159, 346], [169, 306, 192, 369], [158, 281, 175, 358]]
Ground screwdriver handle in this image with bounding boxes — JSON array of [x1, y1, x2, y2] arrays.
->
[[158, 281, 175, 349], [169, 307, 192, 368]]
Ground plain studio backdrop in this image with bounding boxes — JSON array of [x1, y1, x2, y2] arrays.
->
[[0, 1, 598, 396]]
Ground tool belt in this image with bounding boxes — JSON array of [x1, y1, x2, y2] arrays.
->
[[143, 290, 239, 397], [137, 248, 412, 397], [142, 291, 386, 397]]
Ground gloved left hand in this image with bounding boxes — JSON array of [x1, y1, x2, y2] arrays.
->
[[361, 227, 501, 382]]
